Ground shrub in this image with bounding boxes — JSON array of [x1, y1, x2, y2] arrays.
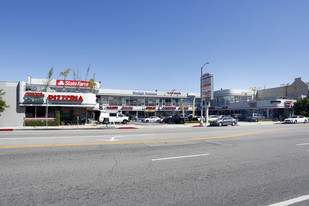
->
[[25, 119, 59, 126]]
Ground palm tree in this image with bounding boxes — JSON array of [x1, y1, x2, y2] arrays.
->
[[241, 91, 251, 101], [59, 68, 73, 89], [45, 66, 54, 91], [290, 84, 298, 99], [249, 86, 261, 101], [88, 78, 97, 92], [280, 83, 291, 98]]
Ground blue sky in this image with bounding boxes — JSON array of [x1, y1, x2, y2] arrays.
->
[[0, 0, 308, 92]]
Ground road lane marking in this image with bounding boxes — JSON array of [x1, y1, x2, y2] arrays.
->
[[268, 195, 309, 206], [103, 136, 123, 142], [0, 133, 156, 140], [296, 143, 309, 146], [152, 154, 209, 161], [0, 127, 308, 149]]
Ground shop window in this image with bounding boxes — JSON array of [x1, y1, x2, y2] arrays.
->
[[25, 107, 35, 118], [36, 107, 46, 117]]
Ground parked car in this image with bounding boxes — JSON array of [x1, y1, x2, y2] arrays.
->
[[210, 117, 237, 126], [195, 116, 205, 121], [187, 114, 199, 121], [208, 115, 225, 123], [245, 113, 265, 122], [284, 115, 308, 124], [162, 114, 185, 124], [142, 116, 162, 123]]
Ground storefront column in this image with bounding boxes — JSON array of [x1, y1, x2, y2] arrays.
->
[[85, 108, 88, 124], [136, 111, 138, 120], [266, 109, 269, 119]]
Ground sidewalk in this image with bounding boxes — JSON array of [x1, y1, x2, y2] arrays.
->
[[0, 121, 283, 131]]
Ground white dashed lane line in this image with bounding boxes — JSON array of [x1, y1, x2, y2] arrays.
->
[[152, 153, 210, 161], [268, 195, 309, 206]]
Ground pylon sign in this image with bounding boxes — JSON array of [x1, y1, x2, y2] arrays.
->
[[202, 73, 214, 100]]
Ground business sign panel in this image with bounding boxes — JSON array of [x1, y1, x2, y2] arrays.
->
[[201, 73, 214, 100], [56, 80, 90, 87]]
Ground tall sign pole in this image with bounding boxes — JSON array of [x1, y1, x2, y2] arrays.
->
[[200, 62, 210, 126], [202, 72, 214, 126]]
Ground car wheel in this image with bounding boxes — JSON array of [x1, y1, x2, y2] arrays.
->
[[219, 122, 222, 126], [294, 120, 297, 124], [304, 120, 307, 124], [122, 120, 128, 124], [231, 122, 235, 126], [146, 120, 149, 123], [179, 119, 184, 124]]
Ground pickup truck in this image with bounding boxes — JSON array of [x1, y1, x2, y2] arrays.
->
[[283, 115, 308, 124]]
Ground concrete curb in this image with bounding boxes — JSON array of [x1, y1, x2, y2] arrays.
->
[[0, 121, 286, 131]]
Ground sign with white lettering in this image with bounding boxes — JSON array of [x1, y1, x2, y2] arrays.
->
[[56, 80, 90, 87]]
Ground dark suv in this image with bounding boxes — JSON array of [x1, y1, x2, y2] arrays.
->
[[163, 114, 185, 124]]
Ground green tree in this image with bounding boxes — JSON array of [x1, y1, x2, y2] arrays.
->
[[293, 97, 309, 116], [59, 68, 73, 89], [0, 89, 9, 115]]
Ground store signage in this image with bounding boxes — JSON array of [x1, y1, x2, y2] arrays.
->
[[249, 102, 257, 107], [222, 106, 228, 109], [121, 106, 133, 110], [284, 101, 292, 107], [209, 107, 215, 109], [24, 92, 45, 103], [201, 73, 214, 100], [48, 95, 84, 101], [25, 92, 44, 97], [167, 92, 181, 95], [162, 107, 176, 110], [144, 107, 156, 112], [106, 106, 118, 109], [56, 80, 90, 87], [178, 107, 189, 110], [133, 91, 157, 96]]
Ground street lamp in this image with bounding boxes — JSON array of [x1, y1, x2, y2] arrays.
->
[[200, 62, 210, 126]]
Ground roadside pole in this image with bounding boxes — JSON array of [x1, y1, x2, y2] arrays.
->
[[200, 62, 210, 126]]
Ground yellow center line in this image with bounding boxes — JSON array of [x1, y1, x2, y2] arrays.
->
[[0, 127, 307, 149]]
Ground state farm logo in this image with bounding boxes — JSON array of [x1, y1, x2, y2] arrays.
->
[[56, 80, 90, 87], [57, 80, 65, 86]]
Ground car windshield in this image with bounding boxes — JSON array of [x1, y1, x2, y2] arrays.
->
[[209, 115, 218, 118]]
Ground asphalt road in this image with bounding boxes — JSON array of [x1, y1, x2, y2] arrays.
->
[[0, 123, 309, 206]]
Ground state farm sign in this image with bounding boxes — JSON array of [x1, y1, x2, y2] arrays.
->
[[56, 80, 90, 87]]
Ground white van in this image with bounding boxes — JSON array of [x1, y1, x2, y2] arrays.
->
[[99, 112, 129, 124]]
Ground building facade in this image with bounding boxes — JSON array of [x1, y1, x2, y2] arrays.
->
[[0, 77, 308, 127]]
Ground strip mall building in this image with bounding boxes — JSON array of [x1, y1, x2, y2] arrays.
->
[[0, 77, 308, 127]]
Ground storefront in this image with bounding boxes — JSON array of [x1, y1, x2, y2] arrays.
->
[[18, 80, 98, 125], [97, 89, 199, 120]]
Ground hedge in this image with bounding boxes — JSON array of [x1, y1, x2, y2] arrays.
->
[[25, 110, 60, 126]]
